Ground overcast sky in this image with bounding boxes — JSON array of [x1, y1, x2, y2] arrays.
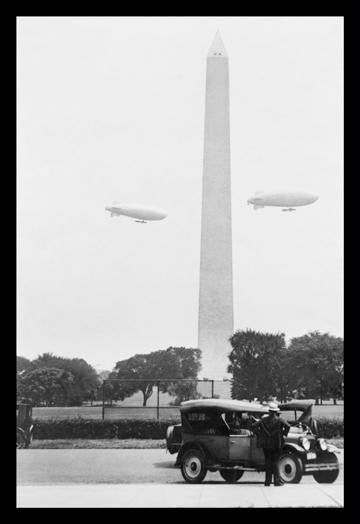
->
[[17, 16, 343, 371]]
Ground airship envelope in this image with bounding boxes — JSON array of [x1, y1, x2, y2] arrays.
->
[[105, 203, 167, 222], [247, 191, 319, 212]]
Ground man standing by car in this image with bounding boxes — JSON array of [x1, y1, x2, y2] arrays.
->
[[252, 402, 291, 486]]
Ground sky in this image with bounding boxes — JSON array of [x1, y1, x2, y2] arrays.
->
[[17, 16, 344, 372]]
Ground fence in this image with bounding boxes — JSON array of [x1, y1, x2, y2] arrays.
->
[[101, 379, 232, 420]]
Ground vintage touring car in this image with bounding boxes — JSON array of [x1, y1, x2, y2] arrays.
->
[[166, 398, 340, 484]]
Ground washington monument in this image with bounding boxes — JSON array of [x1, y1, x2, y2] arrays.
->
[[198, 31, 233, 380]]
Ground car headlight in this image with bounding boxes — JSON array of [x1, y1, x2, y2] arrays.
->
[[318, 438, 327, 451], [300, 437, 311, 450]]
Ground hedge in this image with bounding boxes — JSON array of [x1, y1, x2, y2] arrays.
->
[[32, 416, 343, 440], [316, 418, 344, 438], [33, 418, 180, 440]]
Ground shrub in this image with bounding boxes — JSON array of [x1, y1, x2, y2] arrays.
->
[[316, 417, 344, 438], [33, 418, 180, 440], [32, 416, 343, 440]]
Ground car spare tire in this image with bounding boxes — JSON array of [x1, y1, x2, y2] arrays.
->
[[313, 453, 339, 483]]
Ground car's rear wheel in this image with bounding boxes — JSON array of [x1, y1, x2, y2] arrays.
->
[[277, 453, 303, 483], [313, 453, 339, 483], [219, 470, 244, 483], [181, 449, 207, 484]]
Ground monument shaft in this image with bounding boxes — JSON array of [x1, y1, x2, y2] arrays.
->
[[198, 34, 233, 380]]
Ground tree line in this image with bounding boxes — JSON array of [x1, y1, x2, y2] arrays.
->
[[16, 347, 201, 407], [229, 330, 343, 404], [17, 354, 100, 406], [17, 330, 343, 407]]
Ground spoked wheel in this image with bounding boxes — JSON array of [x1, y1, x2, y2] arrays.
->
[[16, 427, 27, 449], [313, 453, 339, 483], [220, 470, 244, 483], [277, 453, 303, 484], [181, 449, 207, 484]]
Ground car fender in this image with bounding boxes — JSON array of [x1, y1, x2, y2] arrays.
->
[[282, 443, 306, 454], [175, 441, 214, 466], [326, 444, 341, 454], [166, 425, 181, 455]]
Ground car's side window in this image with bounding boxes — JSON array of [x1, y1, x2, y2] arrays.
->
[[223, 411, 252, 435], [185, 411, 225, 435]]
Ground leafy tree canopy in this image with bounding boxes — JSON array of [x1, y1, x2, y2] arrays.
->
[[287, 331, 343, 402], [228, 329, 289, 402], [18, 367, 75, 406], [108, 347, 201, 406], [17, 356, 33, 374], [31, 353, 100, 404], [227, 329, 343, 403]]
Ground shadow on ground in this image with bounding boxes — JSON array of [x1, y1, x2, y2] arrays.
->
[[153, 461, 177, 469]]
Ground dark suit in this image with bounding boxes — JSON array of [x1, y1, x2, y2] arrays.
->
[[253, 414, 291, 485]]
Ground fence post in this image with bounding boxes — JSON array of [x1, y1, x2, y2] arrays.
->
[[157, 382, 160, 421], [211, 380, 215, 398], [102, 382, 105, 421]]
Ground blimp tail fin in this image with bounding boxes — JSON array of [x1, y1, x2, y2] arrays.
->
[[253, 204, 265, 211]]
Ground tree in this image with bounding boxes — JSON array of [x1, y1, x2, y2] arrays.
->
[[166, 380, 200, 405], [32, 353, 100, 405], [287, 332, 343, 404], [163, 347, 202, 403], [17, 356, 33, 374], [19, 367, 75, 406], [228, 329, 289, 402], [110, 347, 202, 406], [165, 347, 201, 378], [17, 356, 34, 401]]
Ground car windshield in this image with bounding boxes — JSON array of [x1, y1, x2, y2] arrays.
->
[[279, 409, 311, 430], [279, 410, 297, 422]]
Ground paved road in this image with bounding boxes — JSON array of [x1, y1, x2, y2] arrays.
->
[[16, 449, 343, 507], [17, 449, 343, 485]]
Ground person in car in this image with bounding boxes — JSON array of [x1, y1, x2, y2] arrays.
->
[[252, 402, 291, 486]]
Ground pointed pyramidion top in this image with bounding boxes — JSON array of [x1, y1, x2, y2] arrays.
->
[[208, 30, 228, 57]]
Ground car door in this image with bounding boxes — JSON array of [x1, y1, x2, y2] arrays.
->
[[228, 430, 252, 461], [250, 434, 265, 464], [186, 410, 229, 461], [198, 434, 229, 460]]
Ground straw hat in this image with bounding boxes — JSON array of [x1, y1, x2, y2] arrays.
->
[[268, 402, 280, 412]]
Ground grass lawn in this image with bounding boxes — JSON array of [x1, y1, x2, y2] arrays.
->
[[31, 439, 167, 449], [30, 437, 343, 449], [312, 404, 344, 420], [32, 402, 343, 421]]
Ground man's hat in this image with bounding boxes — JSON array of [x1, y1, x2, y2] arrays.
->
[[268, 402, 280, 412]]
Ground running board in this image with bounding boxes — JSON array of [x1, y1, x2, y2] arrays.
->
[[304, 464, 339, 472], [211, 464, 261, 472]]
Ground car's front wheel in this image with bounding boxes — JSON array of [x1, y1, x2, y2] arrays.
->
[[219, 470, 244, 483], [313, 453, 339, 483], [277, 452, 303, 483], [181, 449, 207, 484]]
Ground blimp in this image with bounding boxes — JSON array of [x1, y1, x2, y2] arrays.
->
[[247, 191, 319, 212], [105, 203, 168, 223]]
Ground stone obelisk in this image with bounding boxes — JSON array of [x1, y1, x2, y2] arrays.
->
[[198, 31, 233, 380]]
